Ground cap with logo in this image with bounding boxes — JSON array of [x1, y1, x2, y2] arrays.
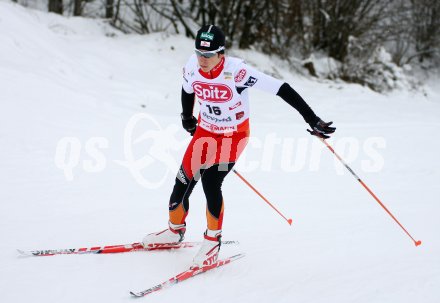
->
[[195, 25, 225, 52]]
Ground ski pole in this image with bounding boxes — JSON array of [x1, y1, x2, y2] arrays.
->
[[233, 169, 293, 226], [317, 137, 421, 247]]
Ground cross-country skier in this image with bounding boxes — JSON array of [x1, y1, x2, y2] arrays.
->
[[142, 25, 336, 268]]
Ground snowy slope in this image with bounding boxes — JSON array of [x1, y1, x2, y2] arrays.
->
[[1, 1, 439, 302]]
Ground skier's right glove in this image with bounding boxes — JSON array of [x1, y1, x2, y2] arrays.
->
[[181, 114, 197, 136]]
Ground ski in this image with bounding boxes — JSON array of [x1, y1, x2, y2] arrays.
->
[[17, 240, 239, 257], [130, 253, 245, 297]]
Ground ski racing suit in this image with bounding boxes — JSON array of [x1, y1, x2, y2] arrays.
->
[[169, 55, 319, 231]]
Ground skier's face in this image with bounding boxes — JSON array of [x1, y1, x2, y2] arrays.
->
[[196, 53, 223, 72]]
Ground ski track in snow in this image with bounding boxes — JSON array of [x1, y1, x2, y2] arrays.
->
[[0, 1, 439, 302]]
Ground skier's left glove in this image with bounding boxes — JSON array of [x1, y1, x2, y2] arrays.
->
[[307, 118, 336, 139], [181, 114, 197, 136]]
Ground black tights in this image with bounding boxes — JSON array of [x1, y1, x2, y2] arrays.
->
[[169, 163, 235, 226]]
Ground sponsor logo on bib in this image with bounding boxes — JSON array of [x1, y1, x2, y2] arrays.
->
[[193, 81, 233, 102], [234, 69, 247, 82], [229, 101, 242, 110], [202, 112, 232, 123], [235, 111, 245, 120], [244, 76, 258, 87]]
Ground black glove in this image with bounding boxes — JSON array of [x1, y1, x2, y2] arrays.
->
[[307, 118, 336, 139], [181, 114, 197, 136]]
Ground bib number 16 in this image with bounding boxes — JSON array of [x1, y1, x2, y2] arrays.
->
[[206, 105, 221, 115]]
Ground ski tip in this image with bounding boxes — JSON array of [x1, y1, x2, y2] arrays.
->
[[17, 249, 32, 257], [287, 218, 293, 225], [130, 291, 148, 298], [129, 291, 140, 297], [415, 240, 422, 247]]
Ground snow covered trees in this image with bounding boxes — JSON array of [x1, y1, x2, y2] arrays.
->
[[12, 0, 440, 91]]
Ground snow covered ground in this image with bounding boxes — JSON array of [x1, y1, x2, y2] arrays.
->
[[1, 1, 439, 302]]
